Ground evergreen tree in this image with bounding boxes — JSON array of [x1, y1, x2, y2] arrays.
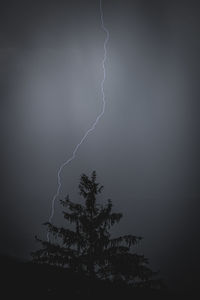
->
[[32, 171, 157, 287]]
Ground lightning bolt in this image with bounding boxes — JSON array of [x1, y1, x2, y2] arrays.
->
[[47, 0, 109, 241]]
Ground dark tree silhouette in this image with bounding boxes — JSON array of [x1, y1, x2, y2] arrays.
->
[[32, 171, 158, 288]]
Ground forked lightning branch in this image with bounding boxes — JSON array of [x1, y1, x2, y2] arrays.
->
[[47, 0, 109, 241]]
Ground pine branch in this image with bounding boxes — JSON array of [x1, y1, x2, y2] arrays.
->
[[63, 211, 79, 223]]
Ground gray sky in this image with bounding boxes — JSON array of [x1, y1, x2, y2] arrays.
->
[[1, 0, 200, 292]]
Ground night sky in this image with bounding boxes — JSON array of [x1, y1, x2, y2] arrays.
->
[[1, 0, 200, 293]]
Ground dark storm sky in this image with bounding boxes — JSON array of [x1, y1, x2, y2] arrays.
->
[[1, 0, 200, 292]]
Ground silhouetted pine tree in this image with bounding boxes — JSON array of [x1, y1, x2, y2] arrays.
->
[[32, 171, 157, 287]]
